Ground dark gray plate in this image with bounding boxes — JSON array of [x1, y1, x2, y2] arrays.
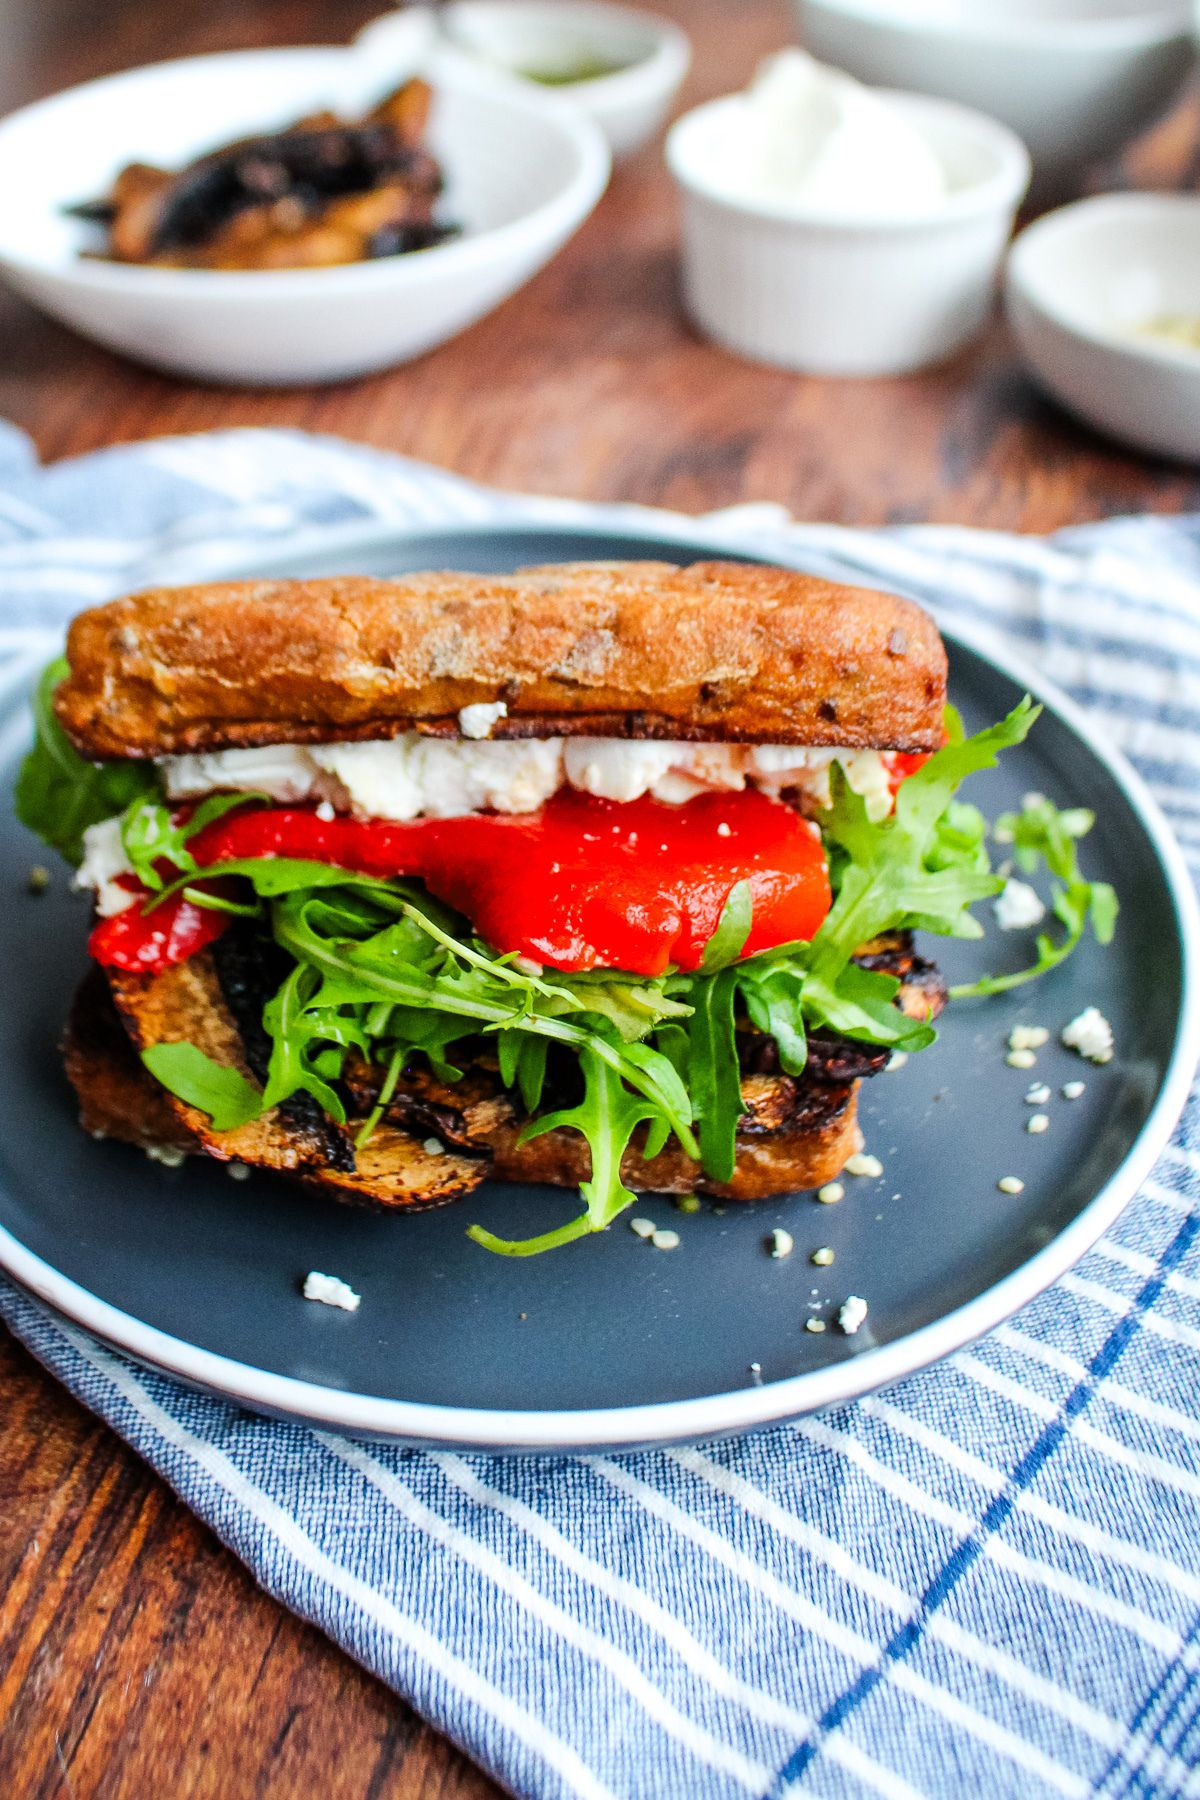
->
[[1, 521, 1197, 1451]]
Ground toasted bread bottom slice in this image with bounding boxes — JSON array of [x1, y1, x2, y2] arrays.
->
[[80, 961, 485, 1211]]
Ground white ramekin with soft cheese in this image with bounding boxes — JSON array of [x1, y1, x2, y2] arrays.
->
[[666, 61, 1030, 377]]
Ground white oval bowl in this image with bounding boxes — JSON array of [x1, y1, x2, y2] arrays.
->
[[0, 43, 610, 386], [1006, 192, 1200, 463], [666, 89, 1030, 377], [793, 0, 1195, 197], [357, 2, 691, 159]]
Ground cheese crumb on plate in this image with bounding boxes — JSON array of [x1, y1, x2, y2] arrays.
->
[[302, 1271, 361, 1313]]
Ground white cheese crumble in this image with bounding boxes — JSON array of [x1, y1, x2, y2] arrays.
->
[[227, 1161, 251, 1181], [1009, 1026, 1049, 1052], [805, 1317, 827, 1334], [1024, 1083, 1051, 1106], [768, 1227, 794, 1259], [838, 1294, 869, 1336], [144, 1143, 186, 1167], [458, 701, 508, 740], [811, 1245, 835, 1267], [75, 815, 137, 915], [886, 1051, 908, 1072], [994, 878, 1046, 931], [302, 1271, 361, 1312], [651, 1228, 680, 1251], [845, 1152, 883, 1178], [159, 735, 899, 824], [1006, 1049, 1037, 1070], [1062, 1007, 1114, 1064], [1027, 1113, 1050, 1135], [1062, 1080, 1086, 1101], [997, 1176, 1025, 1195], [817, 1181, 844, 1205], [629, 1217, 657, 1238], [422, 1137, 446, 1156]]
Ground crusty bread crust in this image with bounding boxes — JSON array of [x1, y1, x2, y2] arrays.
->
[[55, 560, 947, 759]]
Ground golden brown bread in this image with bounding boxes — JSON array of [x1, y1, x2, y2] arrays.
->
[[55, 561, 947, 760]]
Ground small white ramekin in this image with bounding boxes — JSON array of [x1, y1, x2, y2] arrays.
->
[[1006, 192, 1200, 463], [357, 3, 691, 160], [666, 90, 1030, 377]]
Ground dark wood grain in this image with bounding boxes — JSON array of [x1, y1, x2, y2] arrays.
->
[[1, 1, 1198, 1795]]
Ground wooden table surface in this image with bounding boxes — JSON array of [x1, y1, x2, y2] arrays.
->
[[0, 1, 1197, 1795]]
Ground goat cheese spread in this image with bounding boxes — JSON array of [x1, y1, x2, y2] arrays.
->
[[160, 735, 897, 822]]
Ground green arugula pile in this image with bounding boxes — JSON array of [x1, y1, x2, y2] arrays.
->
[[18, 671, 1118, 1256]]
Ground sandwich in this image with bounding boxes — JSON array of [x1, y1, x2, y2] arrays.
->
[[18, 560, 1113, 1256]]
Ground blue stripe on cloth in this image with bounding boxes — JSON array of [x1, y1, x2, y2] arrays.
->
[[0, 421, 1199, 1800], [768, 1217, 1200, 1798]]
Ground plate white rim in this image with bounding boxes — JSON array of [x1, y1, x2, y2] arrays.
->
[[2, 517, 1197, 1449]]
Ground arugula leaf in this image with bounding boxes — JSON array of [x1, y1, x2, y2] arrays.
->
[[140, 1042, 263, 1131], [16, 658, 160, 865], [682, 967, 742, 1183], [121, 790, 264, 892], [950, 792, 1118, 998], [470, 1047, 668, 1255], [700, 880, 753, 972]]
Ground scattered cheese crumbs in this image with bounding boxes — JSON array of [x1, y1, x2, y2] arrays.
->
[[145, 1144, 186, 1168], [805, 1317, 827, 1334], [817, 1182, 844, 1205], [90, 1129, 107, 1142], [422, 1137, 446, 1156], [768, 1228, 794, 1259], [227, 1161, 251, 1181], [998, 1176, 1025, 1195], [302, 1271, 361, 1312], [630, 1217, 657, 1238], [27, 865, 50, 894], [1006, 1049, 1037, 1070], [458, 700, 508, 740], [845, 1152, 883, 1178], [994, 878, 1046, 932], [1027, 1113, 1050, 1135], [887, 1051, 908, 1072], [716, 821, 732, 838], [314, 799, 336, 822], [675, 1194, 702, 1214], [1062, 1007, 1114, 1064], [1009, 1026, 1049, 1052], [1024, 1083, 1052, 1106], [811, 1246, 835, 1267], [651, 1228, 680, 1251], [749, 1361, 763, 1384], [838, 1295, 869, 1336], [1062, 1080, 1086, 1101]]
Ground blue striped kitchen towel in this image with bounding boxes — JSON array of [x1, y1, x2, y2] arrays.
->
[[1, 419, 1199, 1800]]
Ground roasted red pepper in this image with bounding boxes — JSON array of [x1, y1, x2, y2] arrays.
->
[[89, 787, 834, 978]]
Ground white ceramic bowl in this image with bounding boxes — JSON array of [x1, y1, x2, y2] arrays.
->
[[794, 0, 1196, 198], [0, 41, 609, 386], [1006, 193, 1200, 462], [357, 2, 691, 159], [666, 90, 1030, 377]]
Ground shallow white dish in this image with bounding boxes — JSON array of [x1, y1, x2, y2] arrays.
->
[[0, 41, 609, 386], [357, 2, 691, 160], [666, 89, 1029, 377], [794, 0, 1196, 198], [1006, 193, 1200, 463]]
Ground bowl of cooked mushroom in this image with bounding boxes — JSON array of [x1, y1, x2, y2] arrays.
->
[[0, 30, 610, 385]]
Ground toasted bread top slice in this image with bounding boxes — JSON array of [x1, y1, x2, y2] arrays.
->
[[55, 561, 947, 760]]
